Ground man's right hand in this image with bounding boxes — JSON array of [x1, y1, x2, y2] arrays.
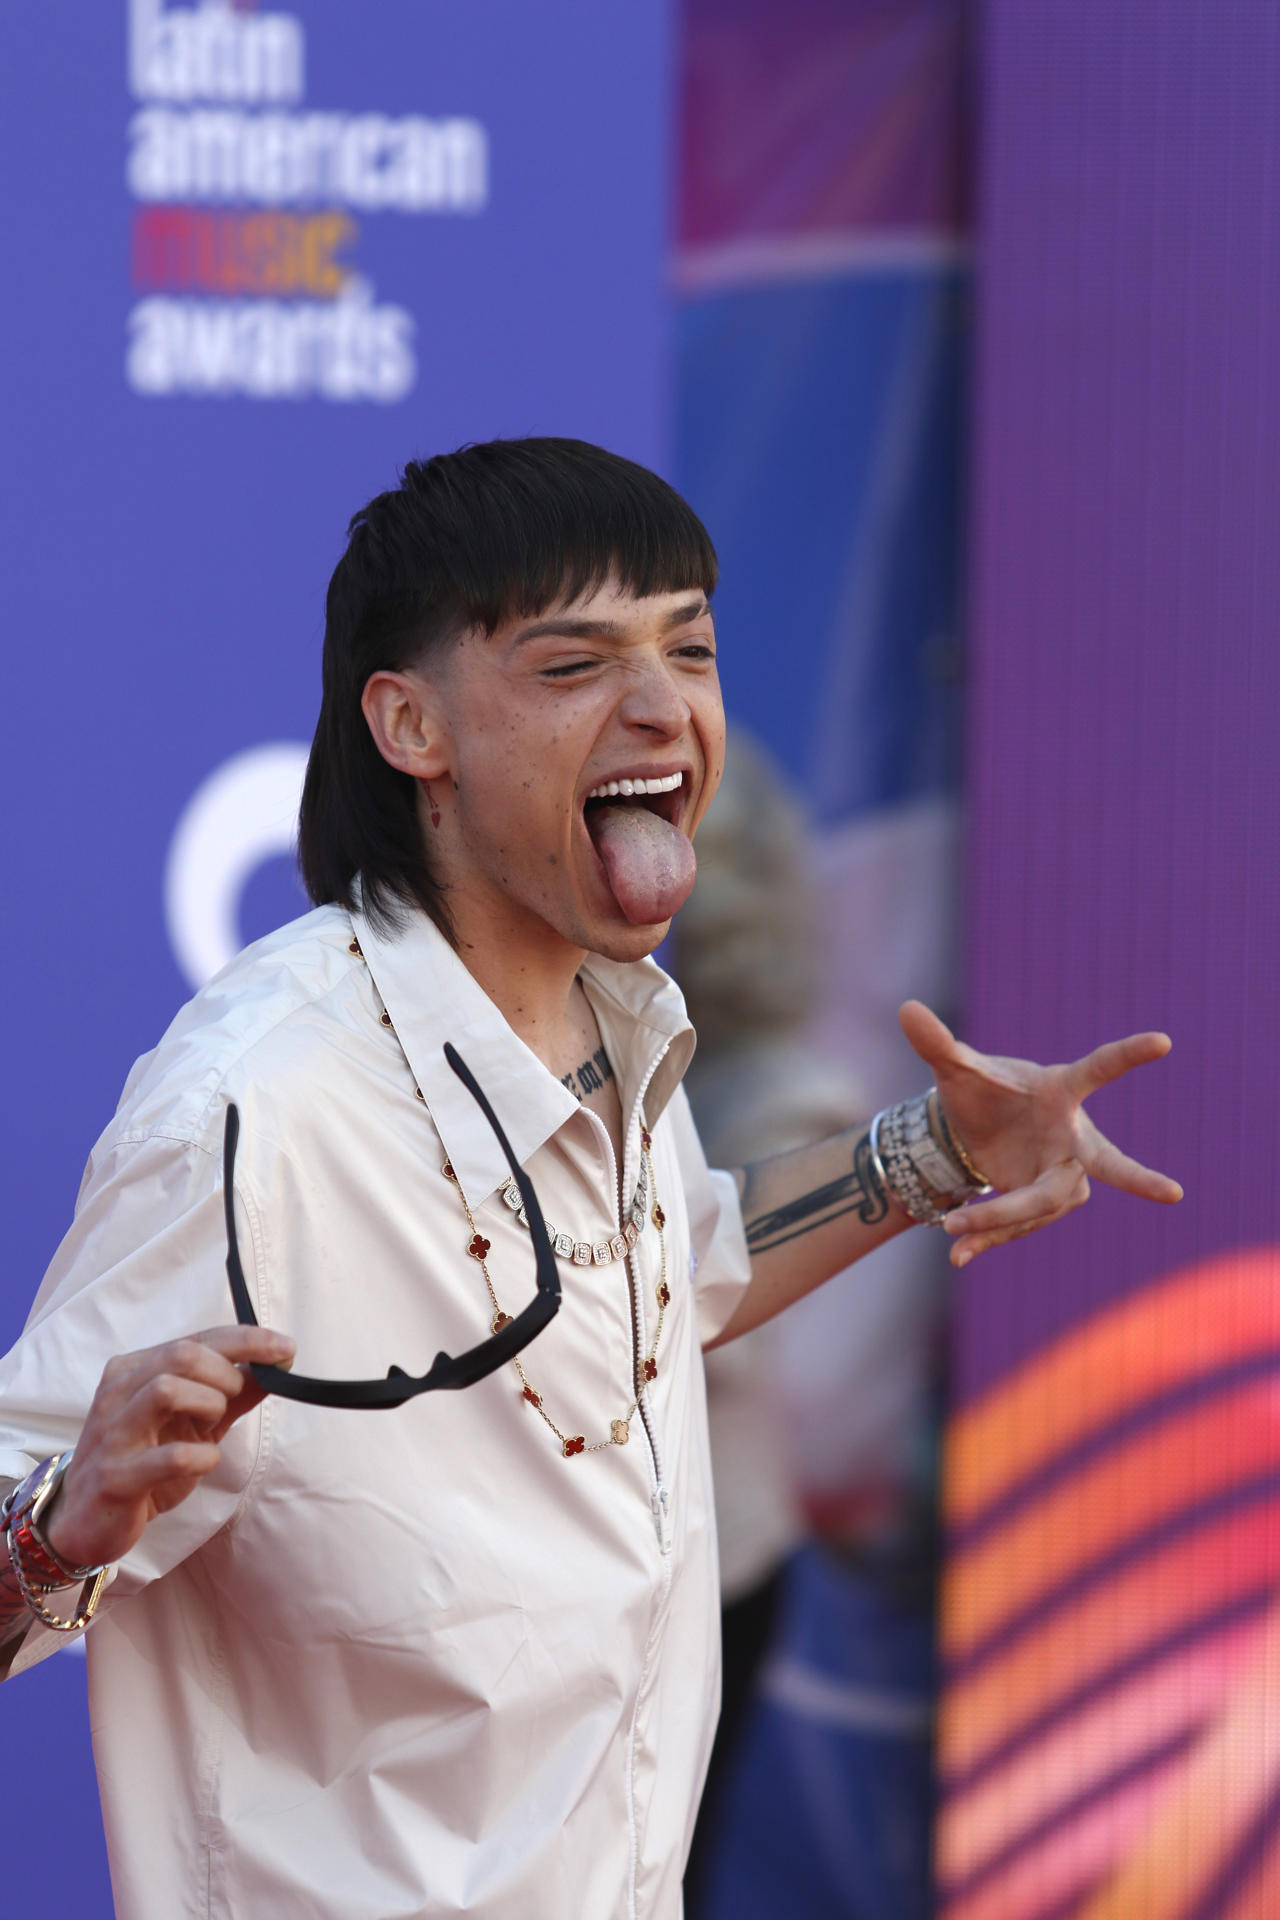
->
[[40, 1326, 295, 1573]]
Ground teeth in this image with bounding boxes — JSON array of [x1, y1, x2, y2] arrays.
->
[[585, 771, 684, 802]]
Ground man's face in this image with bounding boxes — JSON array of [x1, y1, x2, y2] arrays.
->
[[420, 580, 725, 962]]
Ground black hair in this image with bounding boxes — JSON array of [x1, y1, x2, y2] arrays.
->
[[297, 436, 718, 941]]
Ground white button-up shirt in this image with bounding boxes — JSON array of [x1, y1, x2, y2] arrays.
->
[[0, 903, 752, 1919]]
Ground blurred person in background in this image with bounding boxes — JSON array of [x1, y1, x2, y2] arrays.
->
[[676, 726, 864, 1912], [680, 728, 953, 1918]]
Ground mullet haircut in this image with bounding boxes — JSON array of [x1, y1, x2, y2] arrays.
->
[[298, 437, 718, 940]]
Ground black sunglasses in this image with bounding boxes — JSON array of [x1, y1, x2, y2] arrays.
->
[[223, 1042, 562, 1408]]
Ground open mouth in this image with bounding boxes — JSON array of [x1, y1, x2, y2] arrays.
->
[[583, 769, 686, 830], [580, 771, 696, 925]]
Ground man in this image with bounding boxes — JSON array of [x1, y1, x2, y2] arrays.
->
[[0, 439, 1180, 1918]]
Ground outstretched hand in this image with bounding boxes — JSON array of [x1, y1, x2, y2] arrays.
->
[[898, 1000, 1183, 1269]]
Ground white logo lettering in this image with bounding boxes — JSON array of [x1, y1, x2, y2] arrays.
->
[[164, 742, 309, 989], [127, 281, 416, 401], [130, 0, 305, 106], [123, 2, 489, 406], [127, 108, 489, 211]]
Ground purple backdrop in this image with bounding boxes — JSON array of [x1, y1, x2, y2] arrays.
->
[[959, 0, 1280, 1397], [941, 6, 1280, 1916]]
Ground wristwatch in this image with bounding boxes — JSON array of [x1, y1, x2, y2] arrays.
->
[[2, 1452, 109, 1633]]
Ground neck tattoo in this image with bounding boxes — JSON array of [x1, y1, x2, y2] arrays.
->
[[562, 1046, 614, 1102]]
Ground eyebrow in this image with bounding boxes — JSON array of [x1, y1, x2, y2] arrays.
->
[[510, 596, 712, 647]]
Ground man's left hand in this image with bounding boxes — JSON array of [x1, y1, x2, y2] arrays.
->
[[898, 1000, 1184, 1268]]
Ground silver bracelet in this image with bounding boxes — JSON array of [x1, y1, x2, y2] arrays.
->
[[867, 1109, 891, 1202], [872, 1089, 990, 1227]]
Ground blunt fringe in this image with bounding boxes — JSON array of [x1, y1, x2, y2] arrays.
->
[[298, 437, 717, 942]]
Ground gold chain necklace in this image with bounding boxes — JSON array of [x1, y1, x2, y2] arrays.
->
[[443, 1129, 670, 1457]]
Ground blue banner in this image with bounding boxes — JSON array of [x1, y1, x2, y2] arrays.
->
[[2, 3, 670, 1904]]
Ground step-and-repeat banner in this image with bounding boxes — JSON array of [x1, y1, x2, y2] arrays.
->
[[2, 2, 670, 1902], [940, 7, 1280, 1919]]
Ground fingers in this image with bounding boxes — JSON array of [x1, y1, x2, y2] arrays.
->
[[1086, 1134, 1184, 1204], [98, 1326, 294, 1412], [944, 1160, 1089, 1267], [85, 1328, 292, 1477], [113, 1329, 296, 1443], [208, 1325, 297, 1430], [943, 1132, 1183, 1267], [126, 1370, 233, 1433], [945, 1160, 1087, 1239], [94, 1439, 223, 1505], [154, 1325, 296, 1378], [47, 1326, 295, 1569], [1070, 1030, 1172, 1097]]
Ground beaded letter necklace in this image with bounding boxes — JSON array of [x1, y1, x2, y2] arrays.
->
[[494, 1152, 655, 1270]]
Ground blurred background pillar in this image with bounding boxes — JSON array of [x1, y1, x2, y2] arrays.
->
[[672, 2, 969, 1912]]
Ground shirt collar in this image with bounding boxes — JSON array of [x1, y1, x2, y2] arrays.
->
[[349, 901, 695, 1208]]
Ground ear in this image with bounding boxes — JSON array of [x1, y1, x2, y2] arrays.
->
[[361, 669, 452, 781]]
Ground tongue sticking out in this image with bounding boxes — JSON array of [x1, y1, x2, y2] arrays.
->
[[586, 802, 697, 925]]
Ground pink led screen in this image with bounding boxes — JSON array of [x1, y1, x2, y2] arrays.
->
[[941, 7, 1280, 1918]]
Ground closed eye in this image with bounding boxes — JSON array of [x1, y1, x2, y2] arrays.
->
[[540, 658, 600, 679], [538, 641, 715, 678]]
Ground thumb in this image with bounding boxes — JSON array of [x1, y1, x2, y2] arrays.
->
[[898, 1000, 959, 1072], [213, 1345, 294, 1442]]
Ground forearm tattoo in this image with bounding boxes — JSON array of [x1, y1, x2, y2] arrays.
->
[[562, 1047, 614, 1102], [742, 1128, 889, 1254]]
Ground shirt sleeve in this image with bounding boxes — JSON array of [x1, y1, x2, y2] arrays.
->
[[664, 1087, 752, 1348], [0, 1124, 268, 1676]]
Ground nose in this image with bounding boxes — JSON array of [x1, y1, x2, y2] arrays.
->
[[617, 655, 689, 739]]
